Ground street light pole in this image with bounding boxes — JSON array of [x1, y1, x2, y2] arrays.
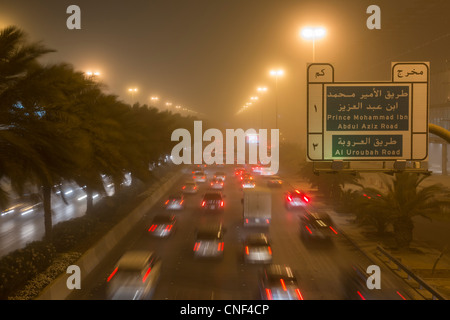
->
[[257, 87, 267, 129], [270, 70, 283, 130], [128, 88, 138, 104], [301, 27, 326, 63]]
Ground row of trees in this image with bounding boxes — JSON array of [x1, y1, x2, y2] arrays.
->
[[0, 26, 195, 239]]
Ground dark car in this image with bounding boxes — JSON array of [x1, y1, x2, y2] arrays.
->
[[299, 210, 338, 243], [201, 192, 225, 211], [258, 264, 304, 300], [148, 214, 176, 238], [193, 222, 225, 259]]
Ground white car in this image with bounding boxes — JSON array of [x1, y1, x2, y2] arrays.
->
[[164, 194, 184, 210], [241, 178, 255, 189], [213, 172, 226, 181], [182, 181, 198, 194], [106, 250, 161, 300], [210, 178, 224, 190], [193, 170, 206, 183], [244, 233, 272, 264]]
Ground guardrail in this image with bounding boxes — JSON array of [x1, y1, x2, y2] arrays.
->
[[375, 245, 446, 300]]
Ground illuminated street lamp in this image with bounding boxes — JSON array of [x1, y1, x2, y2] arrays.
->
[[150, 96, 160, 107], [270, 69, 284, 129], [128, 88, 138, 103], [301, 27, 326, 62], [85, 71, 101, 80]]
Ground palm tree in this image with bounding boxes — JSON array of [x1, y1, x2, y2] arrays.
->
[[3, 63, 92, 239], [299, 161, 363, 201], [0, 26, 55, 210], [358, 172, 450, 248]]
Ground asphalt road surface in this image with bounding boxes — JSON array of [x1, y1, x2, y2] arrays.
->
[[68, 165, 418, 300]]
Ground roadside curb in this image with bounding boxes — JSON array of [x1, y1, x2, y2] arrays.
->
[[36, 168, 183, 300]]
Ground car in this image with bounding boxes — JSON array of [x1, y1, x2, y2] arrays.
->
[[285, 189, 310, 210], [192, 164, 207, 172], [210, 178, 224, 190], [193, 222, 225, 259], [299, 210, 338, 243], [201, 192, 225, 210], [240, 172, 253, 181], [266, 175, 283, 187], [164, 194, 184, 210], [340, 264, 402, 300], [250, 165, 262, 174], [244, 233, 272, 264], [148, 214, 176, 237], [106, 250, 162, 300], [234, 167, 246, 177], [258, 264, 304, 300], [213, 171, 226, 181], [182, 181, 198, 194], [193, 170, 207, 183], [241, 178, 255, 189]]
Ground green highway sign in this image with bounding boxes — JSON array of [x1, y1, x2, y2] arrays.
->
[[307, 62, 429, 162]]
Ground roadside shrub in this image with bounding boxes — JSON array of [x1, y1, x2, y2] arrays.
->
[[51, 215, 98, 252], [0, 241, 56, 299]]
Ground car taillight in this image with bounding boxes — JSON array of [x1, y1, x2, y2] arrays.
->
[[305, 225, 312, 234], [266, 288, 273, 300], [211, 182, 214, 186], [149, 224, 157, 232], [193, 176, 196, 179], [303, 196, 310, 203], [220, 201, 224, 207], [267, 246, 272, 255], [245, 219, 248, 224], [165, 200, 169, 205], [245, 246, 249, 255], [357, 291, 366, 300], [107, 267, 118, 282], [295, 289, 304, 300], [165, 225, 173, 232], [182, 186, 186, 190], [201, 201, 206, 207], [329, 226, 338, 234], [217, 242, 224, 251], [280, 279, 287, 291], [180, 200, 184, 204], [193, 242, 201, 251], [142, 267, 152, 283], [287, 195, 292, 202], [266, 219, 270, 224]]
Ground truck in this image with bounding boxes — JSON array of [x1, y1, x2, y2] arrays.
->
[[242, 186, 272, 227]]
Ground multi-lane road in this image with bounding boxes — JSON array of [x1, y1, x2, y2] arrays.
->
[[67, 165, 417, 300]]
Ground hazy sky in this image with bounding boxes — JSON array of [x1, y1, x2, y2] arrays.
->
[[1, 0, 449, 141]]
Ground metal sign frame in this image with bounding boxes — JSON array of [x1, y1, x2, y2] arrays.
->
[[307, 62, 429, 166]]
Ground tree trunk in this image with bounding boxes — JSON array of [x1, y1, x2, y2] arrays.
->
[[43, 184, 53, 241], [86, 186, 94, 215], [393, 216, 414, 248]]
